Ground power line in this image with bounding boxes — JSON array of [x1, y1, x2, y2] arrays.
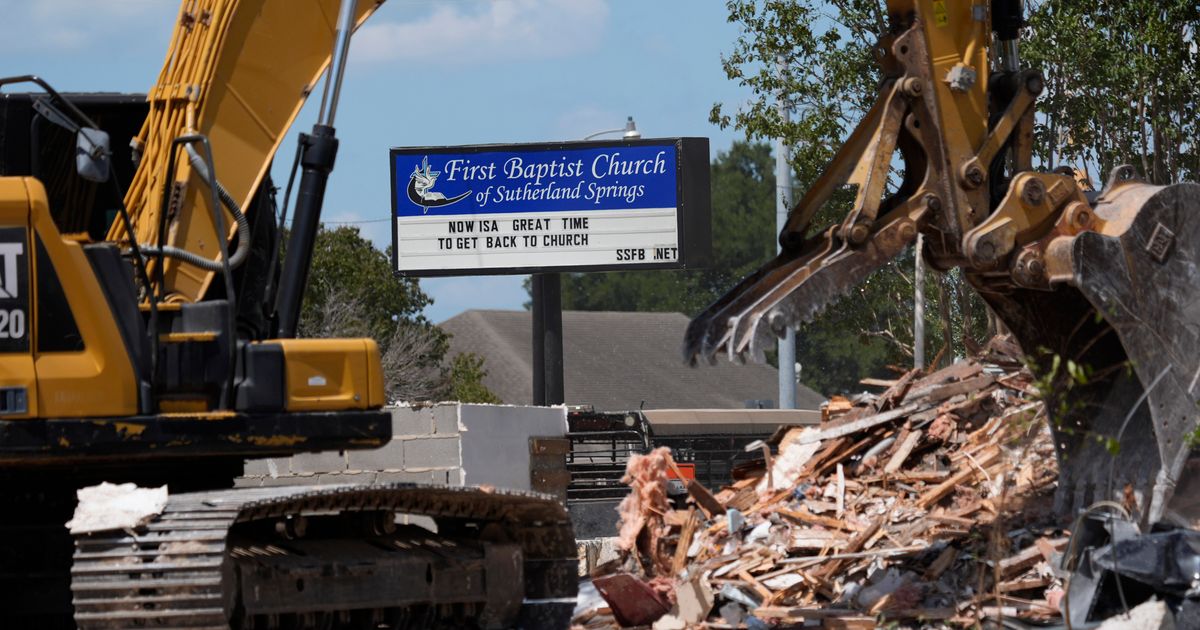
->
[[321, 218, 391, 224]]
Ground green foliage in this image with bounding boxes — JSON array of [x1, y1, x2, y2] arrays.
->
[[300, 225, 432, 339], [1025, 348, 1118, 455], [1023, 1, 1200, 184], [299, 226, 500, 403], [553, 141, 777, 315], [445, 353, 503, 404]]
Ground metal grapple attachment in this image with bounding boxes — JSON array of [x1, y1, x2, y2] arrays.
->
[[684, 19, 951, 366], [685, 0, 1200, 525]]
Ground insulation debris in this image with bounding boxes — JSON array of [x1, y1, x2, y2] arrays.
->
[[67, 482, 168, 535], [576, 345, 1072, 629]]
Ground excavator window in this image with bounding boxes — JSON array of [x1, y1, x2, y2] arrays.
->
[[34, 236, 83, 352]]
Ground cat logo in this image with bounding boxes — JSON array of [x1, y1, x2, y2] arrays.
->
[[0, 243, 22, 300], [407, 156, 471, 213]]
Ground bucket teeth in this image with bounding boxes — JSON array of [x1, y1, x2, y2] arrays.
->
[[686, 224, 911, 366]]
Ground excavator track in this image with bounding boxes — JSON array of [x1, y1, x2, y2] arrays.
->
[[71, 484, 577, 629]]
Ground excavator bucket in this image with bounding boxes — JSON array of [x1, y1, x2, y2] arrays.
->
[[974, 174, 1200, 524]]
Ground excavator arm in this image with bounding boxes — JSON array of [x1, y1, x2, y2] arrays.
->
[[687, 0, 1003, 363], [108, 0, 382, 308], [688, 0, 1200, 526]]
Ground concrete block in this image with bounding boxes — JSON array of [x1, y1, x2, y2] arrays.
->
[[346, 439, 406, 471], [259, 474, 305, 487], [445, 467, 464, 486], [319, 472, 375, 486], [243, 459, 270, 476], [244, 458, 287, 478], [432, 405, 460, 435], [458, 405, 566, 491], [402, 436, 460, 469], [234, 476, 262, 488], [391, 406, 433, 436], [264, 459, 286, 478], [377, 469, 437, 485], [289, 450, 346, 475]]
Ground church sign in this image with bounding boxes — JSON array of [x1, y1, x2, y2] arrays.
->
[[390, 138, 710, 276]]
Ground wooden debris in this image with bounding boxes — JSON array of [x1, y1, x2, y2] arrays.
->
[[672, 508, 699, 575], [803, 404, 922, 444], [578, 347, 1066, 630], [686, 480, 725, 518], [883, 429, 923, 473], [924, 546, 959, 580], [997, 537, 1067, 578]]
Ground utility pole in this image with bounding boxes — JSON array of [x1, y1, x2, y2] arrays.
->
[[776, 57, 797, 409]]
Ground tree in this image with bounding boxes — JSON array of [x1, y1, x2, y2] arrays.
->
[[549, 141, 938, 395], [298, 225, 500, 403], [444, 353, 503, 404], [546, 1, 1006, 395], [555, 141, 777, 316], [1023, 1, 1199, 185]]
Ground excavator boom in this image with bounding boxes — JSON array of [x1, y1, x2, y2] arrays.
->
[[109, 0, 381, 306]]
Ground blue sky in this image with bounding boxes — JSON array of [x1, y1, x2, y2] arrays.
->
[[0, 0, 749, 323]]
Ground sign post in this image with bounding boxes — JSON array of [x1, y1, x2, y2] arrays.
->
[[531, 273, 563, 405], [391, 138, 710, 405]]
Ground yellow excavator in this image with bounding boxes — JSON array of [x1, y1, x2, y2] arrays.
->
[[0, 1, 574, 628], [687, 0, 1200, 528]]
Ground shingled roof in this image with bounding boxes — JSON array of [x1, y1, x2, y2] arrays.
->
[[439, 310, 826, 411]]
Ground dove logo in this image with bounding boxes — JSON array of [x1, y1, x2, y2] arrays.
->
[[0, 243, 23, 300], [407, 156, 471, 213]]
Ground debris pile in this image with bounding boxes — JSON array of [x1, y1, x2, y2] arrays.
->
[[576, 345, 1073, 628]]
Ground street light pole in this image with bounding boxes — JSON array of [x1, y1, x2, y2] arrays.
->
[[776, 59, 797, 410], [532, 117, 641, 406]]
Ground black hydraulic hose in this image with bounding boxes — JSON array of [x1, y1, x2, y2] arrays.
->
[[264, 141, 305, 316], [130, 145, 251, 272], [161, 135, 238, 410]]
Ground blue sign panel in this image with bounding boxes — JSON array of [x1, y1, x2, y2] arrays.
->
[[390, 138, 709, 277], [393, 144, 677, 217]]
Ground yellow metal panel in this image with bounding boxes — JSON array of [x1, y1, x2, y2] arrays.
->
[[365, 339, 384, 407], [25, 178, 139, 418], [115, 0, 383, 303], [267, 338, 382, 411], [917, 0, 990, 155], [0, 178, 37, 419]]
